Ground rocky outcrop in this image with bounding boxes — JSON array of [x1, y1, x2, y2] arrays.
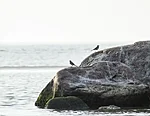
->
[[35, 41, 150, 110]]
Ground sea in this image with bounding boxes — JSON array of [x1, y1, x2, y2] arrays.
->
[[0, 43, 150, 116]]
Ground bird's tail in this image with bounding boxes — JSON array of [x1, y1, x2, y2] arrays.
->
[[74, 64, 78, 67]]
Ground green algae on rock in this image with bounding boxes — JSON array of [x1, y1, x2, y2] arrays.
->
[[35, 81, 54, 108]]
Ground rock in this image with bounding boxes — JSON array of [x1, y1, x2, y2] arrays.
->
[[80, 41, 150, 84], [35, 80, 54, 108], [98, 105, 121, 112], [45, 96, 89, 110], [35, 41, 150, 109], [98, 105, 121, 110], [35, 62, 150, 109]]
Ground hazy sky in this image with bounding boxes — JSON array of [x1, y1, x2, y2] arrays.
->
[[0, 0, 150, 44]]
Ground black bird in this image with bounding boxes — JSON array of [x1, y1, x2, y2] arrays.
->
[[109, 75, 117, 82], [69, 60, 77, 67], [92, 45, 99, 51]]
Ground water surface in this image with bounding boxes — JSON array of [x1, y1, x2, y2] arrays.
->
[[0, 44, 150, 116]]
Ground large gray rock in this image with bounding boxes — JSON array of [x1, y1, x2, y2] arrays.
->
[[35, 41, 150, 109], [80, 41, 150, 84]]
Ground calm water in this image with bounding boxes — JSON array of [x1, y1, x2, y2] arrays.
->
[[0, 44, 150, 116]]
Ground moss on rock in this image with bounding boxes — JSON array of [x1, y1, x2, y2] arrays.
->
[[35, 81, 54, 108]]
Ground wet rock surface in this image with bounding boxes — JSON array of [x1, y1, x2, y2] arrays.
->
[[35, 41, 150, 110]]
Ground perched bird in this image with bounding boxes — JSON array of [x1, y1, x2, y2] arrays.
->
[[111, 74, 117, 79], [92, 45, 99, 51], [69, 60, 77, 67], [109, 75, 117, 82]]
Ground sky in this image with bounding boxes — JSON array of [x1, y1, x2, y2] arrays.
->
[[0, 0, 150, 44]]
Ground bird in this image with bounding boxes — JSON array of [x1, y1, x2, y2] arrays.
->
[[91, 45, 99, 51], [69, 60, 77, 67], [109, 75, 117, 82]]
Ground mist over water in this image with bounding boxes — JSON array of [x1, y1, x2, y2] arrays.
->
[[0, 43, 150, 116]]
